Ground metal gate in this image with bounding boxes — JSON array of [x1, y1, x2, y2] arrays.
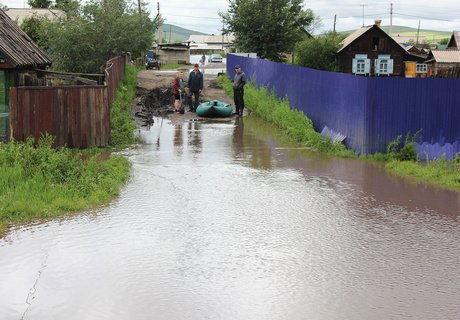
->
[[0, 70, 9, 142]]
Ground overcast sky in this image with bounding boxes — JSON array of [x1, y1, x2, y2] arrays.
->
[[2, 0, 459, 36]]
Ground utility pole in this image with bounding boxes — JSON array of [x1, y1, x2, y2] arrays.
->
[[389, 3, 393, 36], [222, 21, 224, 50], [169, 25, 172, 43], [360, 4, 368, 27], [333, 14, 337, 33], [137, 0, 141, 14], [416, 20, 420, 46]]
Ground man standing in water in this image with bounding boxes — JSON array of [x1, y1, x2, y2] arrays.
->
[[187, 64, 203, 112], [233, 65, 247, 116]]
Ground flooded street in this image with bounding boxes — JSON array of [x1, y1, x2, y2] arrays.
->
[[1, 116, 459, 320]]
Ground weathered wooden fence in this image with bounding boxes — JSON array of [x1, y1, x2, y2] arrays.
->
[[8, 54, 127, 148], [9, 86, 109, 148], [228, 55, 460, 159]]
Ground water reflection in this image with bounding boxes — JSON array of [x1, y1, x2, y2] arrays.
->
[[187, 121, 202, 153], [232, 117, 273, 170], [173, 123, 183, 156]]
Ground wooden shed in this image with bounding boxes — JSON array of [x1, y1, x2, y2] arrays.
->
[[156, 42, 190, 65], [337, 23, 422, 77], [0, 8, 52, 141]]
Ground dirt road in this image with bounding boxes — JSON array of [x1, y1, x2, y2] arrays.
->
[[135, 65, 234, 125]]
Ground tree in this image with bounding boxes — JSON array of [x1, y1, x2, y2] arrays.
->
[[294, 31, 345, 71], [20, 15, 51, 49], [54, 0, 80, 16], [27, 0, 52, 8], [46, 0, 160, 73], [220, 0, 317, 62]]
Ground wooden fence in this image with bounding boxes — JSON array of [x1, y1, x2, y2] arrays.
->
[[8, 54, 127, 148]]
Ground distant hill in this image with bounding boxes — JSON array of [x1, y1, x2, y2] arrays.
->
[[159, 24, 208, 42], [339, 25, 451, 43]]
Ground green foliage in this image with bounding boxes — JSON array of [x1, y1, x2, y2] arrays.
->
[[386, 155, 460, 191], [0, 135, 130, 232], [294, 32, 346, 71], [160, 63, 182, 70], [46, 0, 160, 73], [220, 0, 317, 62], [54, 0, 80, 16], [386, 130, 422, 162], [110, 64, 138, 147], [218, 76, 354, 156], [20, 15, 51, 49], [28, 0, 52, 8]]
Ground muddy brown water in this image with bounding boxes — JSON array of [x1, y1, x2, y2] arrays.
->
[[1, 116, 459, 320]]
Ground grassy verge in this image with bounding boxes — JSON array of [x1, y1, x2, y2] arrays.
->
[[110, 64, 138, 147], [218, 76, 355, 157], [0, 64, 139, 234], [219, 75, 460, 192], [386, 158, 460, 191], [0, 136, 130, 233]]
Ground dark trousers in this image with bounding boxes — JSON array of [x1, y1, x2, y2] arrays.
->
[[189, 90, 200, 110], [234, 88, 244, 115]]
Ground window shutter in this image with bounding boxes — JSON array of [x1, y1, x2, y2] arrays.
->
[[388, 59, 394, 74], [352, 58, 357, 74], [365, 59, 371, 74]]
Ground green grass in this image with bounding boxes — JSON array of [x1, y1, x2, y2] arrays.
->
[[110, 64, 138, 147], [218, 76, 355, 157], [161, 63, 182, 70], [386, 158, 460, 191], [0, 135, 130, 233]]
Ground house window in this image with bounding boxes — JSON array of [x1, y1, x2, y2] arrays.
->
[[352, 54, 370, 75], [357, 59, 366, 73], [374, 54, 393, 76], [416, 63, 427, 73]]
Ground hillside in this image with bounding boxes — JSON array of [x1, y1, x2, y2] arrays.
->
[[340, 25, 451, 42], [160, 24, 208, 42]]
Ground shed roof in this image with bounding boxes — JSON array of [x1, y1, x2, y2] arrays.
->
[[430, 50, 460, 63], [0, 8, 52, 68]]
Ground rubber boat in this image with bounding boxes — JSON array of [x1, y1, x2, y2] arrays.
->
[[196, 100, 233, 117]]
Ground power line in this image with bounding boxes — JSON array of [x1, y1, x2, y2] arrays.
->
[[393, 12, 456, 22]]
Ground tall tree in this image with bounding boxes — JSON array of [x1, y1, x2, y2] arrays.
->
[[294, 32, 345, 71], [220, 0, 317, 62], [46, 0, 160, 73]]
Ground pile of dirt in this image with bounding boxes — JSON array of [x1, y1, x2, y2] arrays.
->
[[134, 87, 174, 126]]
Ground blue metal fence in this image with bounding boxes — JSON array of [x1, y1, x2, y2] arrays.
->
[[227, 54, 460, 159]]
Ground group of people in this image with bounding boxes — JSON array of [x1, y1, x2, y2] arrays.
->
[[173, 63, 204, 114], [172, 63, 246, 116]]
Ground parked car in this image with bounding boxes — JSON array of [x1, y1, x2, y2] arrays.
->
[[210, 54, 223, 63]]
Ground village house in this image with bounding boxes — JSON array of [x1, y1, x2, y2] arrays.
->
[[424, 31, 460, 78], [337, 21, 425, 77], [0, 8, 52, 141]]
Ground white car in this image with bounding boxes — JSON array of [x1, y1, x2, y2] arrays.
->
[[210, 54, 223, 63]]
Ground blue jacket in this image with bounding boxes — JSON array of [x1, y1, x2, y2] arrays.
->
[[188, 71, 203, 91]]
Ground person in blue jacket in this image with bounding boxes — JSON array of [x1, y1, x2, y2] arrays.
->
[[187, 64, 204, 112]]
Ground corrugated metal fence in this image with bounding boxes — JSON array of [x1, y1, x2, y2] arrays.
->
[[8, 55, 126, 148], [227, 55, 460, 159]]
